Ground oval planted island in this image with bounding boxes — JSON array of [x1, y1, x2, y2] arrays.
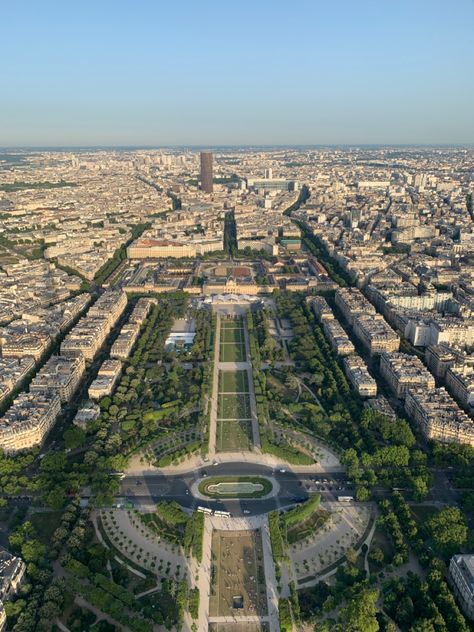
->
[[198, 476, 273, 499]]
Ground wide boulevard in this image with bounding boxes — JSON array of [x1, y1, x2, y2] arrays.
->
[[118, 462, 353, 516]]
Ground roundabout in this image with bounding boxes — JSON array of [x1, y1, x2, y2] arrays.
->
[[198, 475, 274, 498]]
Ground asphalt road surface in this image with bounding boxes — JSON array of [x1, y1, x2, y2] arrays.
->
[[118, 462, 354, 516]]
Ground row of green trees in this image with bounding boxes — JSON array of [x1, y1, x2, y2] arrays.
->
[[93, 222, 151, 286], [247, 309, 315, 464], [277, 292, 431, 500]]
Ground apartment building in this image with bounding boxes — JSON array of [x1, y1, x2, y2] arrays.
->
[[61, 290, 127, 360], [110, 323, 140, 360], [29, 354, 85, 403], [1, 331, 50, 360], [322, 319, 355, 356], [88, 290, 127, 329], [311, 296, 334, 321], [0, 356, 35, 405], [380, 352, 435, 399], [0, 548, 26, 631], [446, 364, 474, 407], [425, 344, 464, 379], [0, 391, 61, 453], [335, 287, 376, 326], [353, 314, 400, 356], [88, 359, 122, 399], [405, 387, 474, 446], [343, 354, 377, 397], [61, 317, 109, 360], [449, 555, 474, 620], [129, 297, 155, 324]]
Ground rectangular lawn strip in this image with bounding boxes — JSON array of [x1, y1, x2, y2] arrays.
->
[[219, 370, 249, 394], [221, 327, 244, 343], [216, 419, 253, 451], [219, 342, 246, 362], [209, 530, 268, 618], [218, 393, 251, 419], [220, 318, 244, 329]]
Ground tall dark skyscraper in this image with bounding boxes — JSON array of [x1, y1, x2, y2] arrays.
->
[[200, 152, 213, 193]]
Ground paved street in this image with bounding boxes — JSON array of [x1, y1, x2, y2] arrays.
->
[[119, 462, 352, 516]]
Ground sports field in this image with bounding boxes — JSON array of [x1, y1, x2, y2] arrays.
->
[[209, 530, 268, 618], [219, 317, 246, 363]]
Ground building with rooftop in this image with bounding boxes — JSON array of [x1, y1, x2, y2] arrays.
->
[[29, 354, 85, 403], [335, 287, 376, 326], [446, 364, 474, 408], [343, 355, 377, 397], [0, 547, 25, 631], [0, 356, 35, 405], [110, 323, 140, 360], [425, 344, 465, 379], [0, 390, 61, 453], [353, 314, 400, 356], [380, 352, 435, 400], [322, 319, 355, 356], [449, 554, 474, 620], [405, 387, 474, 446], [88, 359, 122, 399]]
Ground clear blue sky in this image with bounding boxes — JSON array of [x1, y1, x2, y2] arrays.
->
[[2, 0, 474, 146]]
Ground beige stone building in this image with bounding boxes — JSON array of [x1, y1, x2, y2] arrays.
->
[[380, 352, 435, 399], [343, 355, 377, 397], [0, 391, 61, 453], [353, 314, 400, 356], [405, 387, 474, 446], [29, 354, 85, 403]]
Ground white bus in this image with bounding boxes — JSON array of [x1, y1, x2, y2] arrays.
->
[[197, 506, 213, 514], [214, 510, 231, 517]]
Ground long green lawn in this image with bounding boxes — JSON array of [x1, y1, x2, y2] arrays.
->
[[216, 418, 253, 451], [219, 342, 246, 362], [219, 370, 249, 393], [221, 317, 243, 329], [221, 327, 244, 343], [218, 393, 251, 419]]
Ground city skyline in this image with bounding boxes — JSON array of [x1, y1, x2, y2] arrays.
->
[[2, 0, 474, 146]]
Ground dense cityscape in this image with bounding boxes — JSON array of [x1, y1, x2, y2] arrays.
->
[[0, 146, 472, 631]]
